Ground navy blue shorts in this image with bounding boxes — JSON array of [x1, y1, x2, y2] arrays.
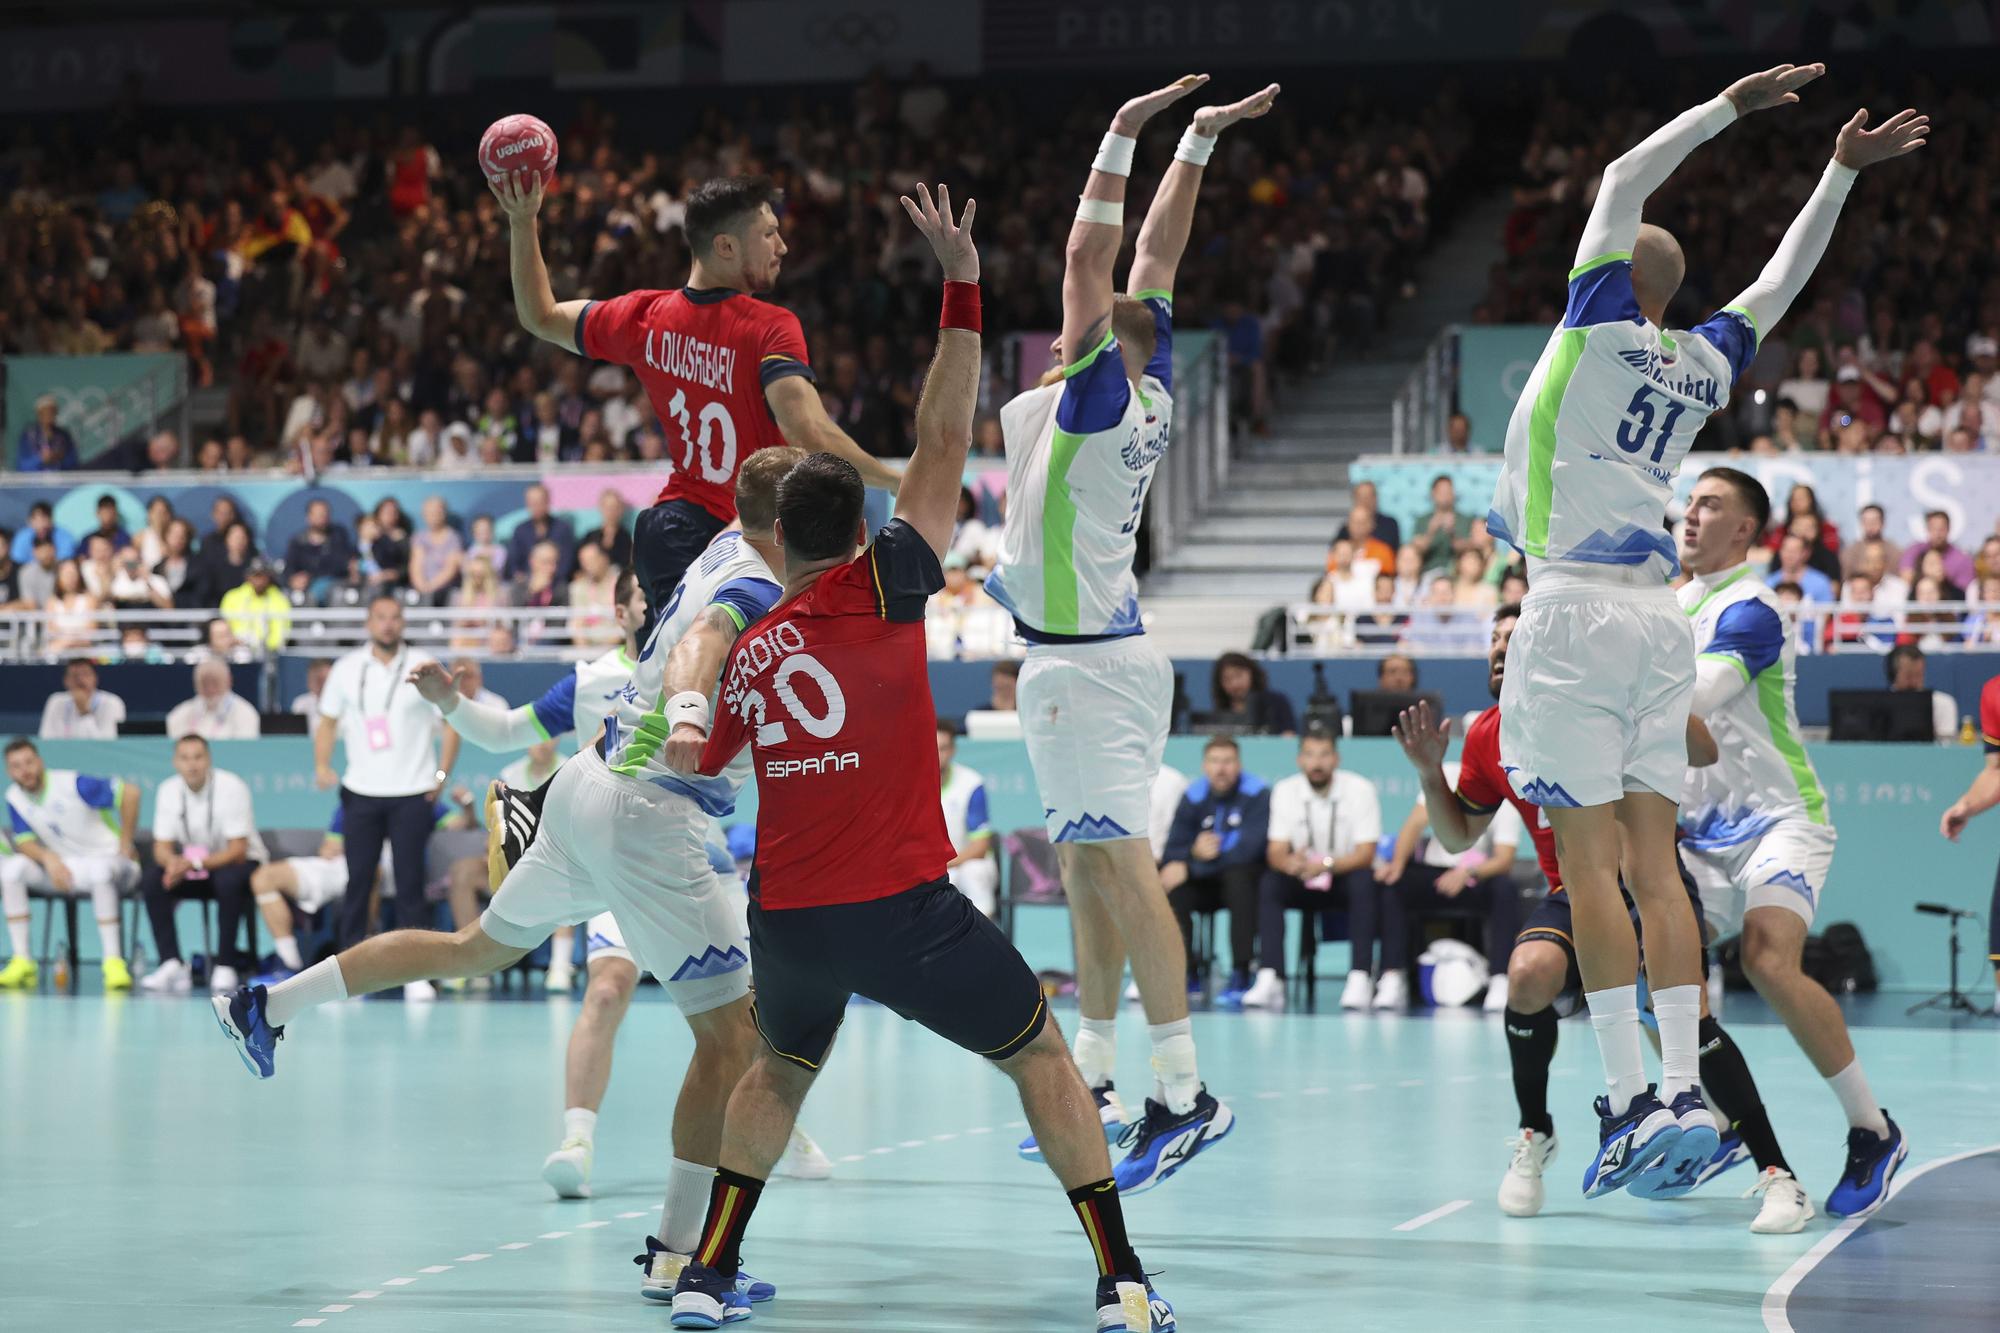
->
[[746, 878, 1048, 1071], [634, 497, 728, 623], [1517, 855, 1710, 1010]]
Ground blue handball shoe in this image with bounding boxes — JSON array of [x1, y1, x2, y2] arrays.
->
[[1629, 1126, 1750, 1200], [1581, 1086, 1682, 1199], [669, 1261, 753, 1327], [1824, 1112, 1907, 1218], [212, 984, 283, 1079], [1095, 1274, 1175, 1332], [1112, 1088, 1234, 1195]]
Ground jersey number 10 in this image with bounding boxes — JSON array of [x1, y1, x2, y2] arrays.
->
[[666, 389, 738, 484], [1616, 386, 1686, 464]]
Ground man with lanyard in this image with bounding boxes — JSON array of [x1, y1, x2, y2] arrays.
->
[[138, 735, 267, 995], [0, 739, 140, 991], [314, 594, 459, 956], [489, 168, 899, 626]]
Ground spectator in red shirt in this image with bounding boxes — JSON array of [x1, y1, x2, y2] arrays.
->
[[1819, 365, 1887, 442]]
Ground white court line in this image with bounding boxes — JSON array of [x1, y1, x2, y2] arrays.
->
[[868, 1147, 895, 1156], [418, 1264, 453, 1273], [932, 1132, 958, 1142], [967, 1126, 993, 1135], [498, 1242, 532, 1251], [455, 1254, 490, 1263], [1762, 1143, 2000, 1332], [577, 1220, 610, 1230], [616, 1211, 648, 1219], [381, 1278, 417, 1287], [838, 1153, 866, 1163], [1393, 1200, 1472, 1232], [898, 1139, 926, 1148], [348, 1291, 381, 1299], [319, 1306, 352, 1314], [294, 1322, 324, 1329], [537, 1231, 570, 1240]]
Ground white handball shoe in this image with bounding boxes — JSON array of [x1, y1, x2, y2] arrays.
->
[[1339, 970, 1373, 1010], [404, 980, 437, 1002], [1746, 1167, 1816, 1234], [207, 964, 240, 995], [542, 1135, 593, 1199], [1241, 967, 1286, 1011], [1483, 975, 1510, 1012], [774, 1127, 834, 1181], [1498, 1128, 1558, 1217], [140, 958, 192, 994], [1372, 969, 1409, 1012]]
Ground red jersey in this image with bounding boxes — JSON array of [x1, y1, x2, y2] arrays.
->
[[1981, 674, 2000, 753], [1454, 705, 1562, 891], [700, 519, 955, 909], [580, 287, 814, 520]]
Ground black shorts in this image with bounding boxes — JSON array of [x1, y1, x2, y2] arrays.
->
[[747, 878, 1048, 1070], [634, 497, 729, 623], [1517, 856, 1710, 1011]]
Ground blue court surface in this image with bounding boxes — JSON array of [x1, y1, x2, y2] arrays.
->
[[3, 986, 1994, 1332]]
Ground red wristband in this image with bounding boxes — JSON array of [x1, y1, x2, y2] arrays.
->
[[940, 280, 981, 333]]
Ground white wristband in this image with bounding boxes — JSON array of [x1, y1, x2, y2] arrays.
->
[[1076, 197, 1124, 226], [1092, 131, 1136, 177], [665, 691, 711, 732], [1174, 129, 1217, 166]]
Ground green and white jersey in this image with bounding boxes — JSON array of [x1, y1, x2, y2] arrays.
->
[[1487, 257, 1757, 581], [988, 293, 1174, 640], [598, 531, 781, 814], [6, 770, 125, 859], [1678, 564, 1830, 848]]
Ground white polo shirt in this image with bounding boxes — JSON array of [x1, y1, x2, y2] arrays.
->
[[152, 769, 269, 864], [166, 692, 262, 741], [1417, 761, 1525, 869], [319, 643, 444, 797], [39, 690, 126, 739], [1268, 767, 1382, 860]]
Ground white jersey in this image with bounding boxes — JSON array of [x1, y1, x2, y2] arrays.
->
[[1678, 564, 1831, 848], [987, 294, 1175, 638], [6, 769, 125, 859], [526, 645, 639, 750], [1488, 256, 1756, 582], [600, 532, 782, 815], [939, 761, 992, 858]]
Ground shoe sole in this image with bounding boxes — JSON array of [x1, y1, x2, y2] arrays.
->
[[1117, 1102, 1235, 1195], [1825, 1135, 1909, 1219], [541, 1155, 590, 1199], [1633, 1136, 1751, 1200], [1750, 1201, 1815, 1235], [1584, 1120, 1683, 1199]]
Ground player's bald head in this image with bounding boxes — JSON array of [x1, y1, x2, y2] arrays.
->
[[737, 446, 808, 537], [1630, 224, 1684, 323]]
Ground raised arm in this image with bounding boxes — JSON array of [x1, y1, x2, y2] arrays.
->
[[1721, 107, 1927, 341], [894, 184, 982, 557], [408, 660, 552, 753], [1062, 75, 1208, 368], [489, 169, 591, 354], [1390, 701, 1494, 854], [1576, 64, 1822, 267], [1127, 82, 1279, 299]]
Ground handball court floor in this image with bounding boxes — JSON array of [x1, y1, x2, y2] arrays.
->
[[4, 985, 1995, 1333]]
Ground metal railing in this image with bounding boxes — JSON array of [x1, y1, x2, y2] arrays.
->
[[1390, 325, 1458, 455], [1277, 599, 2000, 658], [1147, 334, 1230, 566]]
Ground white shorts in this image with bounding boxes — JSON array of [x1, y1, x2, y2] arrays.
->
[[583, 911, 635, 969], [4, 854, 138, 897], [1684, 820, 1836, 937], [947, 858, 1000, 917], [1499, 579, 1694, 809], [286, 857, 348, 913], [1019, 635, 1170, 843], [479, 749, 749, 1016]]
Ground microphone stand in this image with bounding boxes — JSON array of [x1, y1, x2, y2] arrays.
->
[[1905, 906, 1995, 1018]]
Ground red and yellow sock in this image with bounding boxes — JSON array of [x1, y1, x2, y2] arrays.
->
[[1068, 1178, 1142, 1281], [694, 1167, 765, 1279]]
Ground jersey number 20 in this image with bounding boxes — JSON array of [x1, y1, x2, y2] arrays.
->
[[745, 653, 848, 746], [666, 389, 738, 484], [1616, 386, 1686, 464]]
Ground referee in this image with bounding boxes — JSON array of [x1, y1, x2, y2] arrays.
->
[[314, 594, 458, 946]]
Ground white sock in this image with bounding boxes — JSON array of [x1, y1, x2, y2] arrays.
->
[[1652, 984, 1701, 1102], [96, 916, 122, 960], [660, 1156, 713, 1255], [91, 878, 122, 959], [6, 916, 27, 957], [1586, 984, 1647, 1116], [1072, 1016, 1118, 1089], [1147, 1017, 1199, 1114], [1826, 1058, 1889, 1137], [563, 1106, 598, 1144], [265, 958, 348, 1027], [273, 935, 303, 970]]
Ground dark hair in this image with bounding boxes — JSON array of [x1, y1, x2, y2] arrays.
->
[[1925, 509, 1949, 526], [1203, 734, 1241, 756], [684, 175, 781, 262], [4, 737, 37, 758], [991, 659, 1021, 681], [1886, 642, 1924, 683], [1431, 473, 1454, 491], [96, 493, 117, 510], [1700, 466, 1771, 532], [1211, 650, 1265, 704], [1861, 503, 1885, 519], [1298, 726, 1337, 750], [1772, 580, 1804, 597], [368, 590, 403, 612], [936, 716, 959, 738], [64, 655, 95, 673], [174, 734, 210, 752], [1377, 653, 1418, 687], [775, 452, 865, 562], [614, 569, 638, 606], [1495, 600, 1525, 623], [29, 501, 51, 519]]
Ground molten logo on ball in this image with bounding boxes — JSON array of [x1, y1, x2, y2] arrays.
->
[[479, 114, 559, 187]]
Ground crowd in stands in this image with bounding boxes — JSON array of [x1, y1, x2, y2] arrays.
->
[[1481, 77, 2000, 456], [3, 71, 1470, 471]]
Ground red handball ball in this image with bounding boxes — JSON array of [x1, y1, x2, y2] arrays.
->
[[479, 114, 559, 188]]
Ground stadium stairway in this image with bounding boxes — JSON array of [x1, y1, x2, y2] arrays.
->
[[1142, 190, 1515, 654]]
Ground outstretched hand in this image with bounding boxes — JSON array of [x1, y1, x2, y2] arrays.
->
[[1721, 63, 1825, 114], [1193, 82, 1282, 138], [1112, 74, 1211, 135], [1390, 700, 1453, 774], [1834, 107, 1929, 170], [899, 183, 978, 284], [407, 660, 466, 710], [487, 167, 546, 221]]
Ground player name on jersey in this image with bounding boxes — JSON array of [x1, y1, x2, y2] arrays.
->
[[643, 328, 738, 393], [1614, 348, 1723, 408]]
